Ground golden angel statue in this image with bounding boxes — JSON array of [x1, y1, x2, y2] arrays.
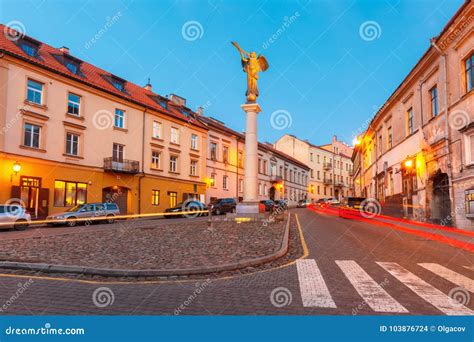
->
[[232, 42, 269, 102]]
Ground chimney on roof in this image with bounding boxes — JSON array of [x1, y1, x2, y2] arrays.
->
[[59, 46, 69, 54], [144, 78, 152, 91], [196, 106, 203, 116], [168, 94, 186, 106]]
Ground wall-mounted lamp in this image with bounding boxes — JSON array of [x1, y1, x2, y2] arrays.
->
[[10, 161, 21, 182]]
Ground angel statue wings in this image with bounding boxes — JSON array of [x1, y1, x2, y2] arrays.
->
[[232, 42, 269, 103]]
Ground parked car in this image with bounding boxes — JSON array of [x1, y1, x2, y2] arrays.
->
[[46, 202, 120, 227], [274, 199, 288, 210], [164, 200, 207, 218], [259, 200, 275, 212], [297, 199, 311, 208], [326, 197, 340, 205], [209, 198, 237, 215], [315, 198, 327, 206], [0, 205, 31, 230], [339, 197, 366, 218]]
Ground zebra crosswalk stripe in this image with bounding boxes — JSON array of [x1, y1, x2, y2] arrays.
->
[[377, 262, 474, 316], [296, 259, 336, 308], [336, 260, 408, 313], [419, 263, 474, 293]]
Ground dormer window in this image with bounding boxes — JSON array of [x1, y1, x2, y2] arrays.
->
[[65, 60, 80, 75], [101, 75, 127, 93], [18, 38, 40, 58], [112, 78, 125, 92], [148, 95, 169, 110], [20, 41, 38, 57], [180, 109, 190, 118]]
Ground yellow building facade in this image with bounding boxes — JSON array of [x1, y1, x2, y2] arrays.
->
[[0, 28, 207, 218]]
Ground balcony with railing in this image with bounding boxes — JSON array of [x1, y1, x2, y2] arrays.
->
[[104, 157, 140, 174], [323, 162, 332, 170], [270, 175, 283, 183], [323, 177, 333, 185]]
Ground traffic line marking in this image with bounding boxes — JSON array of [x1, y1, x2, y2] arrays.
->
[[418, 263, 474, 293], [296, 259, 336, 308], [377, 262, 474, 316], [336, 260, 408, 313]]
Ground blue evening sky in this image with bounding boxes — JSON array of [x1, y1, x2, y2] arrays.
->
[[0, 0, 464, 146]]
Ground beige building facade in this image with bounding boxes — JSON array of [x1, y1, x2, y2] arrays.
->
[[275, 134, 353, 201], [0, 25, 207, 218], [352, 1, 474, 230]]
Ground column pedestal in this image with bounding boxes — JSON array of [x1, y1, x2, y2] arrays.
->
[[236, 102, 261, 215]]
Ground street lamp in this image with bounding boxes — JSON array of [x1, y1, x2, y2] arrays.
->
[[404, 159, 413, 168]]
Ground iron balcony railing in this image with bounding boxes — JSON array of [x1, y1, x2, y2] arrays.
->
[[323, 178, 333, 185], [270, 175, 283, 182], [323, 162, 332, 170], [104, 157, 140, 174]]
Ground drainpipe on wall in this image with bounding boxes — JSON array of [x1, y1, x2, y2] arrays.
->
[[431, 39, 455, 223], [138, 108, 148, 214]]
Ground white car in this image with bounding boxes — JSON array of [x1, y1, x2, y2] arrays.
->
[[0, 205, 31, 230]]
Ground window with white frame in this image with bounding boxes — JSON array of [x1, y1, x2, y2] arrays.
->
[[151, 151, 161, 169], [263, 184, 267, 196], [223, 175, 228, 190], [27, 79, 43, 104], [67, 93, 81, 116], [23, 123, 41, 148], [169, 155, 178, 172], [211, 173, 216, 187], [170, 127, 179, 144], [191, 134, 198, 150], [270, 163, 277, 176], [465, 133, 474, 165], [190, 160, 198, 176], [114, 109, 125, 128], [152, 121, 162, 139], [65, 132, 79, 156], [112, 143, 124, 162], [258, 183, 262, 195]]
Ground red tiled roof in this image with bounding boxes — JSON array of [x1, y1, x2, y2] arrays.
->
[[0, 24, 207, 129]]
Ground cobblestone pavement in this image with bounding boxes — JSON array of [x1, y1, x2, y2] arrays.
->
[[0, 209, 472, 315]]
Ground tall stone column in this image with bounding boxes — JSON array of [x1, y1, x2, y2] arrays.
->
[[237, 102, 261, 214]]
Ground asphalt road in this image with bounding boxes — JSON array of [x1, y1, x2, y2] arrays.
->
[[0, 208, 472, 315]]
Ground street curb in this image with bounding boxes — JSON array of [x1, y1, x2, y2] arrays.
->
[[0, 214, 291, 277]]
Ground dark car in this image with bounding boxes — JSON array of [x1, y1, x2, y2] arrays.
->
[[260, 200, 275, 212], [339, 197, 366, 218], [209, 198, 237, 215], [164, 200, 207, 218], [315, 198, 328, 206], [274, 199, 288, 210]]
